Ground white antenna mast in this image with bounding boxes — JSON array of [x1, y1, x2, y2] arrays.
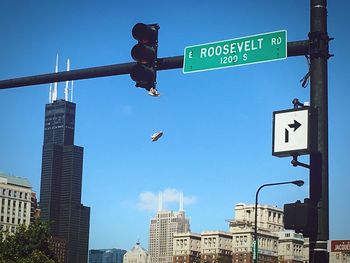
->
[[179, 191, 184, 211], [52, 54, 59, 102], [64, 59, 70, 101], [49, 83, 52, 103], [70, 80, 74, 102], [158, 192, 163, 212]]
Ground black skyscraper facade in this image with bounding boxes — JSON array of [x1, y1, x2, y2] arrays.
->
[[40, 99, 90, 263]]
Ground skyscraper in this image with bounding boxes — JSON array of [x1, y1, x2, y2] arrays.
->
[[149, 193, 190, 263], [40, 99, 90, 263]]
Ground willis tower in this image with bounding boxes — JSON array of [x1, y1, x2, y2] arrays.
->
[[40, 96, 90, 263]]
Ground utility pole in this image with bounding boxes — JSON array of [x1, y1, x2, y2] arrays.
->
[[309, 0, 330, 262]]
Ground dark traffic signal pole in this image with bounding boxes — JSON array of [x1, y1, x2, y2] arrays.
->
[[309, 0, 330, 262]]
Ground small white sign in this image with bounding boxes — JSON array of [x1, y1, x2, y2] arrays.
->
[[273, 108, 310, 157]]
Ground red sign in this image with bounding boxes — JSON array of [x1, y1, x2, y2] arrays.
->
[[331, 240, 350, 252]]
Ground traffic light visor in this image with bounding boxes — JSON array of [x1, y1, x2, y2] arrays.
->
[[132, 23, 158, 44], [130, 64, 156, 87], [131, 44, 156, 64]]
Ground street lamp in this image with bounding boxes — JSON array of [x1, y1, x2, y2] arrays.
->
[[253, 180, 304, 263]]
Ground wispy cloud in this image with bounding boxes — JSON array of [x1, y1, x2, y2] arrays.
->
[[136, 188, 197, 212]]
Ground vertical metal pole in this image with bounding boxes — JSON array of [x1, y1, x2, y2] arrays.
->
[[309, 0, 329, 262], [254, 190, 259, 263]]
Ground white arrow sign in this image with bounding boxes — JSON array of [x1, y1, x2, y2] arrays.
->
[[273, 108, 310, 157]]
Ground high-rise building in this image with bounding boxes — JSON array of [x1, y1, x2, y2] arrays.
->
[[149, 193, 190, 263], [40, 99, 90, 263], [0, 172, 33, 235]]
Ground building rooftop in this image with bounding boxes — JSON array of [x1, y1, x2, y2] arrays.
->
[[0, 172, 32, 188]]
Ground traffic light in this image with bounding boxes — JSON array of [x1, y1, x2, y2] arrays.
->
[[130, 23, 159, 91], [284, 199, 317, 237]]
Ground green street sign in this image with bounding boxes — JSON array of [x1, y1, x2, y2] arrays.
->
[[183, 30, 287, 73]]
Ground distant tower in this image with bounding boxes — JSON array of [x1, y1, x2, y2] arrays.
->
[[41, 56, 90, 263], [149, 209, 190, 263]]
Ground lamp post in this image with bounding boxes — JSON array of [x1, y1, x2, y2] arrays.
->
[[253, 180, 304, 263]]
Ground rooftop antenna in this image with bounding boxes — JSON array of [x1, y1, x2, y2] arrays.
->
[[70, 80, 74, 102], [52, 54, 59, 102], [179, 191, 184, 211], [49, 83, 52, 103], [64, 59, 70, 101], [158, 192, 163, 212]]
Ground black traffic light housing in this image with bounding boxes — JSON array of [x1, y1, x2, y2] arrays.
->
[[284, 199, 317, 237], [130, 23, 159, 90]]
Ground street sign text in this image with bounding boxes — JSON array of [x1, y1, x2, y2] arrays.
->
[[184, 30, 287, 73]]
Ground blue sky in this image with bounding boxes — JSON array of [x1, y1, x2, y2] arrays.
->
[[0, 0, 349, 251]]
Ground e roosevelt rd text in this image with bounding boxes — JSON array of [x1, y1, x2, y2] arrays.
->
[[183, 30, 287, 73]]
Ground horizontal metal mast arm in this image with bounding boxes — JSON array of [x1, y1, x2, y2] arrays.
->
[[0, 40, 309, 90]]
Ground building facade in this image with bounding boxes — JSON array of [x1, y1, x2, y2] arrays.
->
[[173, 232, 201, 263], [149, 210, 190, 263], [278, 230, 304, 263], [229, 203, 284, 263], [124, 241, 150, 263], [40, 99, 90, 263], [200, 231, 233, 263], [0, 172, 33, 234], [234, 203, 284, 232]]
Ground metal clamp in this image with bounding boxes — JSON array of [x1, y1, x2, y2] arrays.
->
[[308, 31, 333, 60], [291, 154, 310, 169]]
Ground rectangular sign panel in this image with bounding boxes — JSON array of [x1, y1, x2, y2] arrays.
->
[[331, 240, 350, 252], [183, 30, 287, 73], [272, 108, 311, 157]]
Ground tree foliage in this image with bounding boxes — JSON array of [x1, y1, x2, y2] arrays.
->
[[0, 220, 56, 263]]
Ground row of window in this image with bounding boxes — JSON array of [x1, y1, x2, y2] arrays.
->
[[0, 216, 27, 225], [0, 188, 30, 200], [1, 199, 29, 207], [0, 224, 19, 233]]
